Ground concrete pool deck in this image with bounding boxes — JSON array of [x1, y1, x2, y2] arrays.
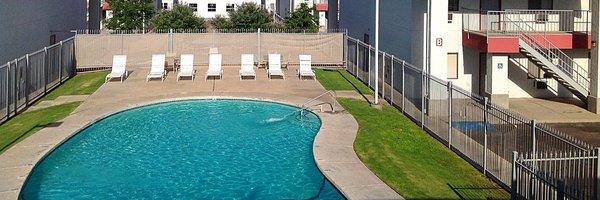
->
[[0, 65, 403, 200]]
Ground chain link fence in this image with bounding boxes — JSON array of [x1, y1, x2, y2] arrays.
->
[[345, 36, 598, 199], [0, 37, 75, 124]]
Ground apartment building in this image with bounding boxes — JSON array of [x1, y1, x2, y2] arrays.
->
[[175, 0, 262, 18], [0, 0, 86, 64], [340, 0, 600, 113], [277, 0, 329, 30]]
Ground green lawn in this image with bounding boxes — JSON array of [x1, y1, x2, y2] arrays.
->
[[314, 69, 373, 95], [1, 71, 108, 154], [36, 71, 109, 103], [339, 98, 509, 199], [0, 102, 81, 154], [314, 68, 508, 198]]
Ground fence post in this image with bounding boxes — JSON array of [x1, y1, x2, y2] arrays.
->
[[59, 41, 63, 83], [6, 62, 10, 119], [368, 45, 371, 87], [483, 97, 489, 175], [448, 81, 453, 148], [391, 55, 394, 104], [382, 52, 386, 99], [257, 28, 261, 66], [25, 54, 29, 105], [401, 60, 405, 113], [355, 39, 359, 77], [511, 151, 518, 199], [168, 28, 173, 53], [13, 59, 18, 116], [595, 147, 600, 200], [344, 31, 348, 70], [421, 73, 426, 128], [531, 119, 537, 171], [43, 47, 47, 94]]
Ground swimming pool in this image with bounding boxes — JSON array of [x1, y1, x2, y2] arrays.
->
[[20, 99, 345, 199]]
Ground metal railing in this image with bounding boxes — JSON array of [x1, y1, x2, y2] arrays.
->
[[344, 35, 597, 198], [75, 28, 345, 34], [301, 90, 337, 113], [501, 11, 590, 95], [512, 149, 599, 199], [0, 37, 76, 124], [462, 9, 591, 34]]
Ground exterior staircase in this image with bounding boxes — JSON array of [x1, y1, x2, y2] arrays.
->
[[503, 12, 590, 103]]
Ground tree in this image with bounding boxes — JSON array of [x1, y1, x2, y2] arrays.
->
[[228, 2, 272, 29], [284, 3, 319, 30], [211, 15, 233, 29], [104, 0, 155, 30], [151, 5, 205, 30]]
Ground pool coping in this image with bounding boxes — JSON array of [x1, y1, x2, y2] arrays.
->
[[0, 88, 402, 199]]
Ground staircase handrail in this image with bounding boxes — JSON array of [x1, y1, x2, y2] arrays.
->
[[499, 11, 590, 92]]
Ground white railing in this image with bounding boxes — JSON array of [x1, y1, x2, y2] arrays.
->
[[501, 11, 590, 94], [462, 9, 591, 34]]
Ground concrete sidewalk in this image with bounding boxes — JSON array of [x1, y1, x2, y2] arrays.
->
[[0, 64, 402, 200], [509, 98, 600, 123]]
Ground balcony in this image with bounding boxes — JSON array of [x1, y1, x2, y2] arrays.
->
[[462, 9, 592, 53]]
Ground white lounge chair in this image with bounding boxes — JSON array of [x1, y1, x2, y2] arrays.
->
[[240, 54, 256, 80], [205, 53, 223, 80], [147, 54, 166, 82], [268, 54, 284, 80], [177, 54, 196, 81], [298, 55, 315, 80], [105, 55, 128, 82]]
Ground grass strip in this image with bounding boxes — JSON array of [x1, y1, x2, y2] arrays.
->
[[338, 98, 509, 199], [314, 69, 373, 95], [0, 102, 81, 154], [36, 71, 109, 103]]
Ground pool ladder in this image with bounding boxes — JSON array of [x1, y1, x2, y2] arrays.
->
[[300, 90, 337, 114]]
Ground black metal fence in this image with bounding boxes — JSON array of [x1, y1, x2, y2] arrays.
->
[[345, 36, 598, 199], [0, 37, 76, 124]]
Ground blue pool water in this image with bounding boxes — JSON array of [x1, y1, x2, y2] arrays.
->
[[21, 99, 345, 199]]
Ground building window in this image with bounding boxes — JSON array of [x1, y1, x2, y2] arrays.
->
[[226, 4, 235, 12], [448, 0, 459, 11], [528, 0, 553, 9], [447, 53, 458, 79], [163, 3, 168, 10], [189, 3, 198, 12], [208, 3, 216, 12]]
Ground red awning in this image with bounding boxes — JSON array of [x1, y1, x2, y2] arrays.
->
[[102, 2, 111, 10], [315, 4, 328, 11]]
